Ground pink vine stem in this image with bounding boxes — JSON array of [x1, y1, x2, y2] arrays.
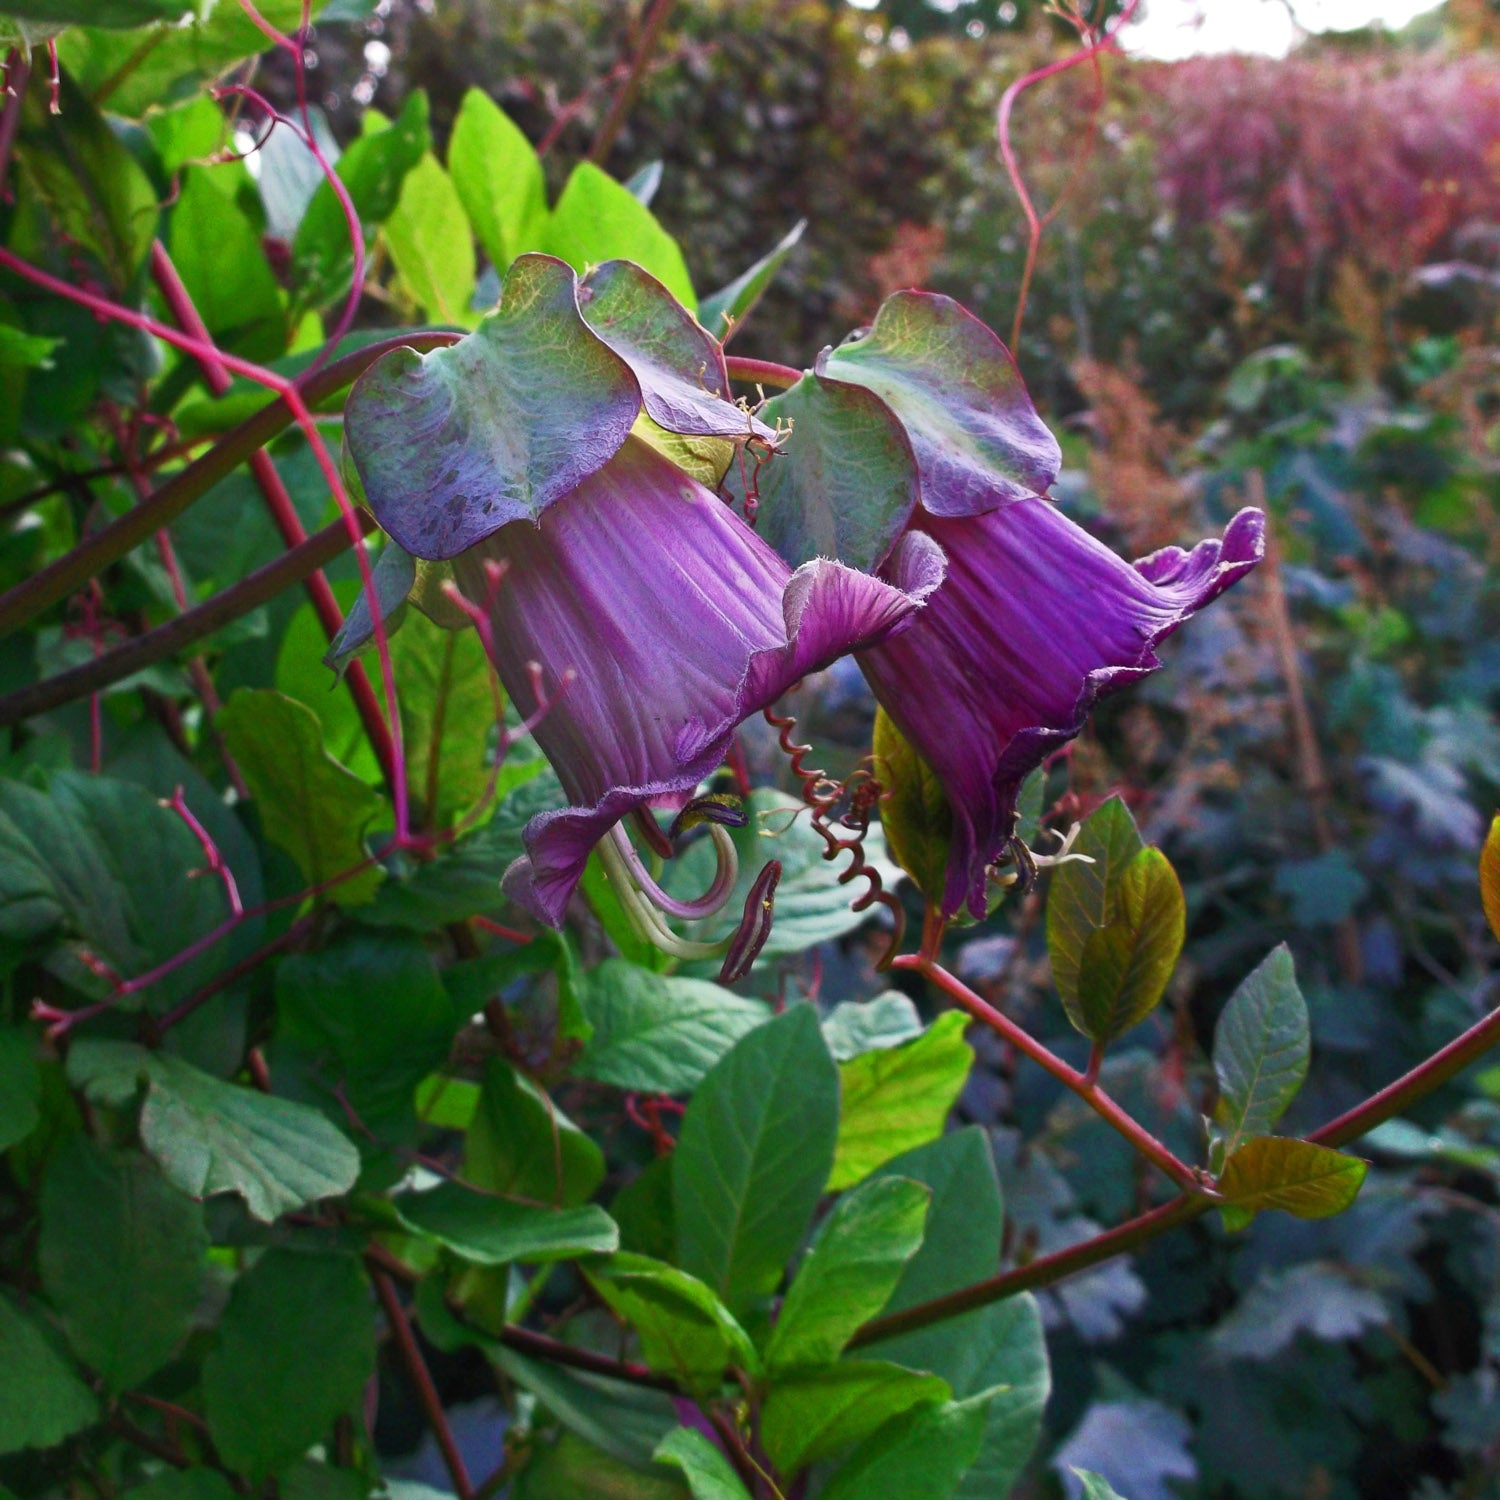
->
[[147, 240, 397, 800], [0, 243, 411, 842], [233, 0, 367, 364], [997, 0, 1143, 350]]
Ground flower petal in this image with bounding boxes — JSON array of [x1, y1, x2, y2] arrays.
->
[[455, 438, 941, 926], [860, 501, 1264, 919]]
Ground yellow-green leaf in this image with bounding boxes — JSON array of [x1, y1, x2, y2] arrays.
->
[[1481, 813, 1500, 942], [1047, 799, 1184, 1045], [828, 1013, 972, 1191], [1217, 1137, 1367, 1229], [873, 707, 951, 910], [1067, 847, 1185, 1044], [217, 689, 385, 906]]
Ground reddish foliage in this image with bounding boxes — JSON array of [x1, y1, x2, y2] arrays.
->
[[1142, 51, 1500, 297]]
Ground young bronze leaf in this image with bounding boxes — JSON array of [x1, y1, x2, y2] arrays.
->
[[1217, 1137, 1367, 1228]]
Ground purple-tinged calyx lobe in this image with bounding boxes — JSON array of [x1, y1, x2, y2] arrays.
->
[[344, 254, 775, 561], [452, 436, 945, 928], [819, 290, 1062, 518], [859, 500, 1266, 921]]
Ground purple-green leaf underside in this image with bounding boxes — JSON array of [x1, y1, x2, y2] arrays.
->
[[346, 254, 763, 559], [578, 259, 773, 443], [820, 290, 1062, 516], [725, 371, 919, 573]]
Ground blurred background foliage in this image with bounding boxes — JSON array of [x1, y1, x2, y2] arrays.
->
[[1, 0, 1496, 1495]]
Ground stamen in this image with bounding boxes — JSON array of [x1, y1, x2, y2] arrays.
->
[[595, 832, 733, 964], [719, 860, 781, 984], [607, 821, 739, 921], [990, 825, 1095, 890]]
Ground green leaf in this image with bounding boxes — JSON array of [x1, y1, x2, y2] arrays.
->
[[872, 707, 952, 907], [0, 1025, 40, 1150], [578, 260, 766, 441], [121, 1471, 238, 1500], [544, 161, 696, 311], [1045, 798, 1141, 968], [822, 992, 924, 1061], [56, 0, 315, 116], [950, 1299, 1051, 1500], [653, 1427, 752, 1500], [218, 689, 386, 906], [1481, 812, 1500, 942], [274, 929, 460, 1135], [0, 772, 244, 1008], [146, 94, 231, 178], [759, 1362, 950, 1476], [358, 763, 564, 931], [516, 1432, 688, 1500], [817, 1390, 995, 1500], [1217, 1137, 1368, 1228], [292, 90, 431, 312], [0, 1290, 97, 1455], [862, 1130, 1051, 1500], [1065, 846, 1185, 1044], [820, 291, 1059, 513], [0, 323, 61, 372], [68, 1040, 360, 1222], [7, 0, 184, 25], [612, 1155, 676, 1264], [586, 1253, 757, 1396], [390, 610, 498, 829], [203, 1249, 375, 1481], [344, 253, 639, 559], [464, 1057, 605, 1206], [38, 1136, 207, 1391], [697, 219, 806, 339], [574, 958, 772, 1095], [16, 70, 159, 288], [673, 1005, 839, 1313], [393, 1180, 618, 1264], [627, 414, 736, 490], [384, 153, 478, 325], [767, 1176, 930, 1371], [869, 1129, 1001, 1325], [168, 167, 285, 360], [466, 1326, 679, 1468], [724, 372, 917, 573], [1211, 945, 1310, 1160], [829, 1012, 973, 1191], [1048, 798, 1184, 1043], [322, 539, 416, 678], [447, 88, 548, 270], [1074, 1469, 1132, 1500], [623, 160, 663, 205]]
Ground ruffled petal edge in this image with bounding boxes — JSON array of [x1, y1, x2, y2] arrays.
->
[[503, 536, 948, 927]]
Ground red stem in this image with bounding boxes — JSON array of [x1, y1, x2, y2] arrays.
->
[[996, 0, 1142, 349], [0, 51, 28, 199], [587, 0, 676, 165], [147, 240, 398, 796], [894, 954, 1205, 1194], [849, 1192, 1207, 1347], [724, 356, 802, 390], [0, 513, 369, 726], [151, 915, 316, 1038], [1310, 998, 1500, 1149], [851, 986, 1500, 1348], [371, 1269, 476, 1500]]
